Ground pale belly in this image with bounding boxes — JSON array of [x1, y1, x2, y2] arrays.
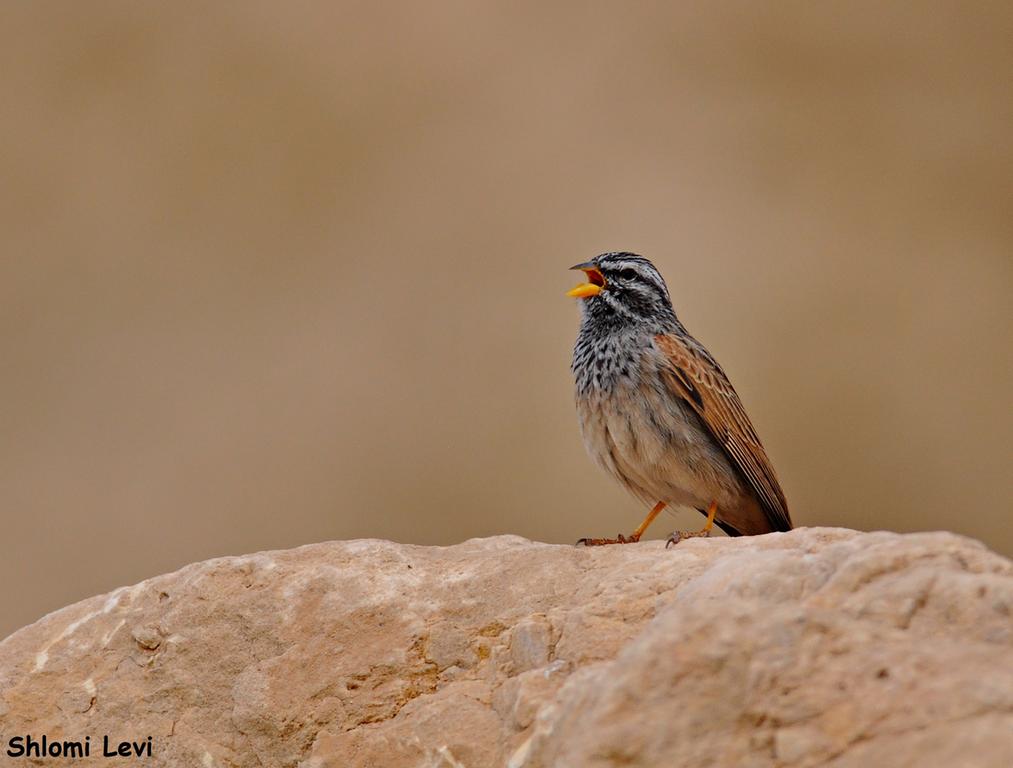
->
[[576, 380, 764, 531]]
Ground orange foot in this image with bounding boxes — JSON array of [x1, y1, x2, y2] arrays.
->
[[665, 500, 718, 548], [576, 533, 636, 546], [576, 501, 666, 547]]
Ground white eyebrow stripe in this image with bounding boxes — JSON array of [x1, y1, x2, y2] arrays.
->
[[595, 253, 671, 301], [612, 261, 668, 297]]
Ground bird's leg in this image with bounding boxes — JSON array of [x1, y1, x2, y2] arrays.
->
[[629, 500, 667, 541], [577, 501, 666, 546], [665, 501, 717, 548]]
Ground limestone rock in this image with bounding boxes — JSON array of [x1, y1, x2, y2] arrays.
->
[[1, 528, 1011, 767]]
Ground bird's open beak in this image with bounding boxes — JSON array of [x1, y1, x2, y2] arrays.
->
[[567, 262, 605, 298]]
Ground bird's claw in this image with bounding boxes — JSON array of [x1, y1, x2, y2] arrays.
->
[[665, 529, 712, 549], [576, 533, 633, 547]]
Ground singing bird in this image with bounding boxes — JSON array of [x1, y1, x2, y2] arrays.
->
[[567, 252, 792, 545]]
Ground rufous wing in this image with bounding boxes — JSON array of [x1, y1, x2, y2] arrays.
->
[[654, 333, 792, 532]]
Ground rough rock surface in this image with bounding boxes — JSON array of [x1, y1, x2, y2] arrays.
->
[[1, 528, 1011, 767]]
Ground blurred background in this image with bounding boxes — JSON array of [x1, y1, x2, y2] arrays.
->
[[2, 2, 1011, 639]]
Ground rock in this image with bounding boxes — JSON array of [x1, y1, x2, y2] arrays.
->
[[1, 528, 1011, 767]]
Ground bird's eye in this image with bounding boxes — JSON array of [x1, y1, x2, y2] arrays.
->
[[619, 268, 637, 281]]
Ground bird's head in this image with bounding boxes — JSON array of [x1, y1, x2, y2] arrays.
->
[[567, 252, 675, 325]]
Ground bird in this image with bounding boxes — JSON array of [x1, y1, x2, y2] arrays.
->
[[567, 252, 792, 546]]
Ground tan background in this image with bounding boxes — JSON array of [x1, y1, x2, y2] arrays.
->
[[2, 2, 1011, 640]]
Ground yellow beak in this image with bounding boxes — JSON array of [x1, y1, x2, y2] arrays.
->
[[567, 263, 605, 298], [567, 282, 602, 298]]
